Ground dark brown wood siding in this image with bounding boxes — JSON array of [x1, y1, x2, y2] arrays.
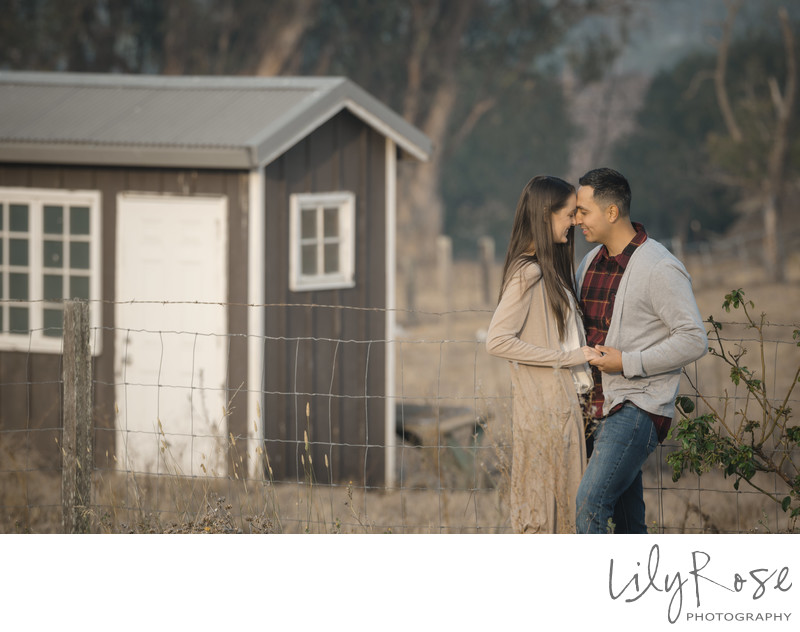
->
[[263, 110, 387, 485], [0, 164, 249, 475]]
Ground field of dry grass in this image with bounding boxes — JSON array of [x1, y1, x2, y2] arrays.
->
[[1, 249, 798, 534], [389, 248, 800, 534]]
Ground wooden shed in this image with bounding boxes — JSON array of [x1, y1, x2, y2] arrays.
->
[[0, 71, 431, 486]]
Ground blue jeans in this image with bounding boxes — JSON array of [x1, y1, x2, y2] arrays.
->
[[575, 402, 658, 534]]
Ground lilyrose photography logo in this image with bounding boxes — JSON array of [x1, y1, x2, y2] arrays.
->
[[606, 542, 794, 625]]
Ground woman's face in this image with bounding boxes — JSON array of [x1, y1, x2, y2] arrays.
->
[[550, 193, 577, 244]]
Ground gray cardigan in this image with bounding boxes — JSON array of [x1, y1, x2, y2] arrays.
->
[[576, 238, 708, 418]]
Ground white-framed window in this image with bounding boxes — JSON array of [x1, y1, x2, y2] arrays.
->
[[0, 187, 102, 354], [289, 191, 356, 292]]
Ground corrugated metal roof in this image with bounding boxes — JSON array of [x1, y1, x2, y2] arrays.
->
[[0, 72, 432, 168]]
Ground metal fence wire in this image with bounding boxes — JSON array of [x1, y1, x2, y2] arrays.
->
[[0, 296, 798, 534]]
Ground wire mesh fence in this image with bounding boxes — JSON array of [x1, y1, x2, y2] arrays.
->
[[1, 287, 798, 534]]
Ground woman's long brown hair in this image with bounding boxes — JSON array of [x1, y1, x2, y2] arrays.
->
[[498, 175, 578, 341]]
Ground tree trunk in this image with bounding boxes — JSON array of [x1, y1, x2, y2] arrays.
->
[[762, 8, 796, 283], [397, 78, 458, 265], [397, 157, 444, 265], [397, 0, 477, 265], [162, 0, 191, 75], [714, 0, 744, 142], [714, 3, 794, 283], [254, 0, 318, 76], [762, 197, 781, 282]]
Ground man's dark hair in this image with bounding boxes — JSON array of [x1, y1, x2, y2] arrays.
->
[[579, 167, 631, 217]]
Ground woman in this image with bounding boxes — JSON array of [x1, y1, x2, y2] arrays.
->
[[486, 175, 597, 533]]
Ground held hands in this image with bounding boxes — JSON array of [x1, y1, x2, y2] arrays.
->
[[581, 346, 603, 363], [587, 345, 623, 373]]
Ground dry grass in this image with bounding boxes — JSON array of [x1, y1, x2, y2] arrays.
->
[[391, 249, 800, 534], [1, 468, 509, 534], [1, 250, 798, 533]]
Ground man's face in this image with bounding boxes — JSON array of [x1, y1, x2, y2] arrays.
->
[[575, 185, 609, 244]]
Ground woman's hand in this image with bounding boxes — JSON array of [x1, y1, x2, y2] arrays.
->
[[581, 346, 603, 363]]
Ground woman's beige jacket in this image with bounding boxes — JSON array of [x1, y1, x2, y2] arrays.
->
[[486, 260, 590, 533]]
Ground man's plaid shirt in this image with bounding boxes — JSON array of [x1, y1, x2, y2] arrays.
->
[[579, 222, 671, 442]]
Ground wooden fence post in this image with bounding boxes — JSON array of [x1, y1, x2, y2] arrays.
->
[[436, 235, 452, 317], [62, 299, 93, 534], [402, 258, 418, 326], [478, 236, 495, 306]]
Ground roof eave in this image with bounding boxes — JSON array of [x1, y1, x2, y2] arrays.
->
[[0, 73, 433, 170], [253, 78, 433, 168], [338, 80, 432, 162], [0, 142, 254, 170]]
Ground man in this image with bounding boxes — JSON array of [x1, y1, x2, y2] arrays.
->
[[573, 167, 707, 534]]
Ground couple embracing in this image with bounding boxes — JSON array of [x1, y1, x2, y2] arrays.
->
[[486, 168, 708, 534]]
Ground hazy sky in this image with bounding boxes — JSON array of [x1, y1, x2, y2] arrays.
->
[[615, 0, 726, 73], [611, 0, 797, 75]]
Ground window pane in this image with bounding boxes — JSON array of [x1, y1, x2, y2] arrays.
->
[[70, 275, 90, 299], [70, 241, 90, 269], [43, 308, 63, 337], [301, 208, 317, 239], [10, 307, 28, 333], [323, 208, 339, 238], [44, 240, 63, 268], [10, 204, 28, 231], [10, 239, 28, 266], [0, 203, 3, 230], [301, 244, 317, 276], [44, 274, 63, 301], [70, 206, 90, 235], [9, 273, 28, 300], [44, 205, 64, 234], [324, 244, 339, 274]]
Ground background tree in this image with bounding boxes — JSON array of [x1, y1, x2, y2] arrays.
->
[[610, 3, 800, 263], [708, 2, 797, 282], [295, 1, 633, 266], [0, 0, 164, 72], [0, 0, 634, 271], [610, 51, 740, 247], [441, 75, 574, 258]]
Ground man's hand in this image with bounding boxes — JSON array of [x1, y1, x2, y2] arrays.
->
[[589, 345, 623, 373]]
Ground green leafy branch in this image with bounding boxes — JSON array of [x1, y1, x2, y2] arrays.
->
[[667, 289, 800, 525]]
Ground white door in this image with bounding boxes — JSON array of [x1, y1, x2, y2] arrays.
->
[[115, 193, 228, 477]]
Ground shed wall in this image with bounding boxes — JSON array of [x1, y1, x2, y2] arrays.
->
[[263, 110, 387, 485], [0, 164, 249, 475]]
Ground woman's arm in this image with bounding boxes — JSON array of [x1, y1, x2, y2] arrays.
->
[[486, 263, 587, 368]]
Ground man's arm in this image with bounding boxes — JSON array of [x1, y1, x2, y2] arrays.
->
[[620, 260, 708, 378]]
